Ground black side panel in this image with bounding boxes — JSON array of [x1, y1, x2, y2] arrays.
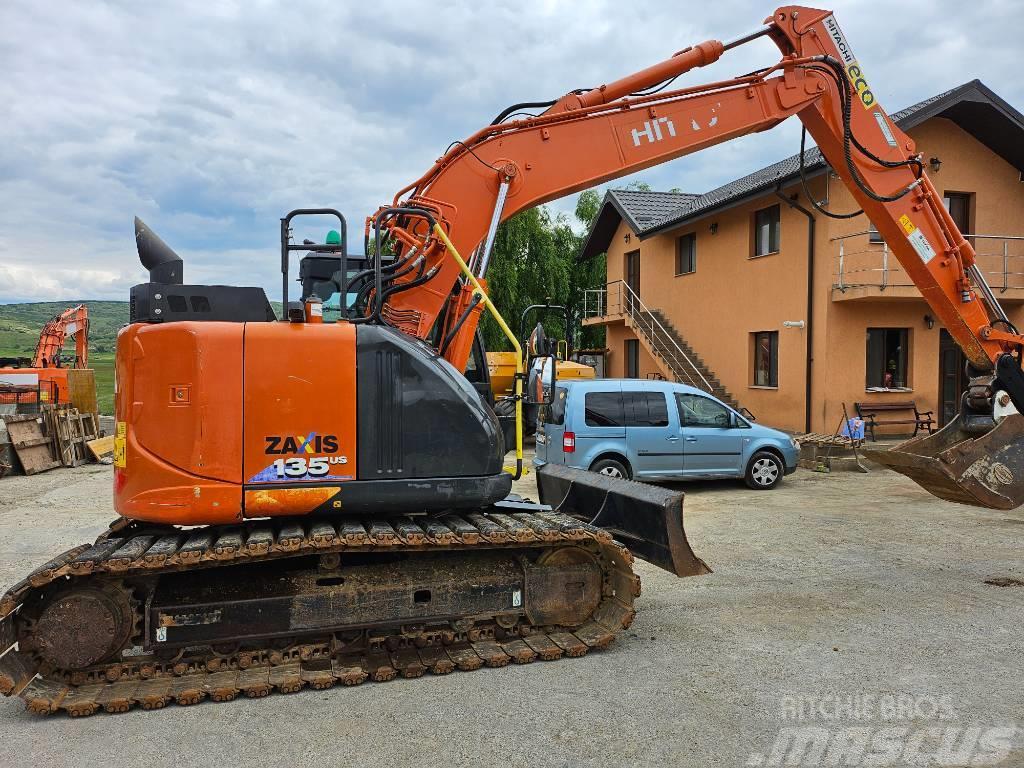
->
[[356, 325, 505, 481], [130, 283, 277, 323]]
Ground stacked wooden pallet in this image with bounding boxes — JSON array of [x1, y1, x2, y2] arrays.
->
[[2, 405, 104, 476], [41, 405, 100, 467]]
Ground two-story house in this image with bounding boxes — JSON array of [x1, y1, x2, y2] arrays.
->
[[580, 80, 1024, 435]]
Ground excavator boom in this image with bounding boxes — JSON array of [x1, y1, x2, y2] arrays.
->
[[366, 6, 1024, 511]]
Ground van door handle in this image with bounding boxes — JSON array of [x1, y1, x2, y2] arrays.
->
[[666, 435, 680, 442], [685, 437, 698, 442]]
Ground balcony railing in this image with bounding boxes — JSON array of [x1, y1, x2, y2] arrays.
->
[[583, 280, 713, 393], [832, 230, 1024, 293]]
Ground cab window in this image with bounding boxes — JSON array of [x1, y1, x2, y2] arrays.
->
[[676, 393, 731, 428]]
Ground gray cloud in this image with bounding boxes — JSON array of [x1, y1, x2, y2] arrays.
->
[[1, 0, 1021, 302]]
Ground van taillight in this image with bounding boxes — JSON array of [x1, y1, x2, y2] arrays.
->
[[563, 432, 575, 453]]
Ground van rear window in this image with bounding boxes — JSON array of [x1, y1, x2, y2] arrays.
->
[[584, 391, 624, 427]]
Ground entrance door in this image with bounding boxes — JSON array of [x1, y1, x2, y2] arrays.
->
[[624, 250, 640, 313], [938, 329, 967, 427], [624, 339, 639, 378]]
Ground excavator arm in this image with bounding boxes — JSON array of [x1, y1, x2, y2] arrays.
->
[[361, 6, 1024, 510], [32, 304, 89, 369]]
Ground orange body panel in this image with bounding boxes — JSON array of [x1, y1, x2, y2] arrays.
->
[[241, 322, 357, 508], [114, 320, 357, 525]]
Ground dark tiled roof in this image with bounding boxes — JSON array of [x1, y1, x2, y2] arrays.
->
[[578, 79, 1024, 259], [608, 189, 697, 230]]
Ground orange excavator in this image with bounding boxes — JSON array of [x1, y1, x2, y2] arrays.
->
[[2, 6, 1020, 716], [0, 304, 89, 407]]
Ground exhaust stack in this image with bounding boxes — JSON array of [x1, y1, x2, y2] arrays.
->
[[135, 217, 183, 285]]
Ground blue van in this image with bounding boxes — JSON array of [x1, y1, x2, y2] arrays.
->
[[534, 379, 799, 489]]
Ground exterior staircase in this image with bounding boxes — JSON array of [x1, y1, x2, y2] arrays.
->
[[635, 308, 739, 408], [587, 280, 742, 411]]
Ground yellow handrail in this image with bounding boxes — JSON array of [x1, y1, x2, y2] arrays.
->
[[432, 224, 524, 478]]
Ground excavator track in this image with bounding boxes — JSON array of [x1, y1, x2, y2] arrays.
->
[[0, 505, 640, 717]]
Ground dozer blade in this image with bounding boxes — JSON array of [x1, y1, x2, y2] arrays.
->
[[536, 463, 711, 577], [863, 412, 1024, 510]]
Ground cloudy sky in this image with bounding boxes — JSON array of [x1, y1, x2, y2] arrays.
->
[[1, 0, 1020, 303]]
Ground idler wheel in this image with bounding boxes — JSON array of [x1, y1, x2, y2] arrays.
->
[[30, 586, 134, 671]]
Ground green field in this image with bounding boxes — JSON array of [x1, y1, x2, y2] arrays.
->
[[0, 301, 127, 415]]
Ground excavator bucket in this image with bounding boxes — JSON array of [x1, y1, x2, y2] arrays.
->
[[863, 412, 1024, 510], [536, 463, 711, 577]]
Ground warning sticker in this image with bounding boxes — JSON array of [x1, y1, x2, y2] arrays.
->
[[908, 229, 937, 264], [898, 215, 937, 264], [114, 421, 127, 468], [114, 437, 126, 468]]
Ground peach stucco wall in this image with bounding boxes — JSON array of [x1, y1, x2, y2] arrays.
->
[[595, 116, 1024, 434]]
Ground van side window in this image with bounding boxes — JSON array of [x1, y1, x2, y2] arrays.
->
[[623, 391, 669, 427], [676, 393, 731, 428], [584, 391, 624, 427]]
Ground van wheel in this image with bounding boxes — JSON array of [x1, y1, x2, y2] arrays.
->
[[590, 457, 630, 480], [745, 451, 783, 490]]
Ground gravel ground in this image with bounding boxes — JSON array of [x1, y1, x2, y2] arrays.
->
[[0, 458, 1021, 767]]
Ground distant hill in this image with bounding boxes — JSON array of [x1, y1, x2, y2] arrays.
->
[[0, 301, 129, 356]]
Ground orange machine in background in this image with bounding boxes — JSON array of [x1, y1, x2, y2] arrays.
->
[[0, 304, 94, 411]]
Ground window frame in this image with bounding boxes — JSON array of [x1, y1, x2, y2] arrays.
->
[[751, 330, 779, 388], [865, 327, 911, 391], [675, 232, 697, 276], [752, 204, 781, 258]]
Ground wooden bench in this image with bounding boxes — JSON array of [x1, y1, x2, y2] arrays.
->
[[854, 400, 934, 441]]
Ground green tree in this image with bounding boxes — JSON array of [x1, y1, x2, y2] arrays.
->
[[481, 189, 606, 353]]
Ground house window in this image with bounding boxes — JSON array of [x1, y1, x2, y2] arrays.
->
[[675, 233, 696, 275], [625, 339, 639, 378], [866, 328, 910, 389], [868, 223, 884, 244], [943, 192, 972, 235], [753, 204, 780, 257], [752, 331, 778, 387]]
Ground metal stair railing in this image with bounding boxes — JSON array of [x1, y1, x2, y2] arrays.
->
[[605, 280, 715, 394]]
